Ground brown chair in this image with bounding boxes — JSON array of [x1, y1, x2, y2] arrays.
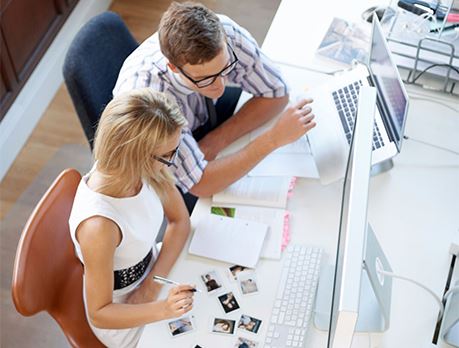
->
[[11, 168, 105, 347]]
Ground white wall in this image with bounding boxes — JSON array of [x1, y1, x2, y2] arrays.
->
[[0, 0, 112, 182]]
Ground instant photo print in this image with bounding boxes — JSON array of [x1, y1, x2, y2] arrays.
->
[[211, 318, 236, 335], [238, 272, 259, 296], [200, 270, 223, 294], [167, 315, 195, 338], [237, 314, 262, 334], [218, 292, 241, 314]]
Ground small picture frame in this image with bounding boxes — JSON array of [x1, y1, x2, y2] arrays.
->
[[218, 291, 240, 314], [237, 314, 262, 334], [199, 270, 223, 294], [228, 264, 251, 282], [167, 315, 195, 337], [234, 337, 259, 348], [237, 272, 259, 296], [210, 317, 236, 335]]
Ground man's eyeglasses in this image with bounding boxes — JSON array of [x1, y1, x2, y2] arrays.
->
[[153, 145, 179, 167], [178, 44, 238, 88]]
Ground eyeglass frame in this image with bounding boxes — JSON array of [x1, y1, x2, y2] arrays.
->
[[153, 145, 179, 167], [177, 44, 239, 88]]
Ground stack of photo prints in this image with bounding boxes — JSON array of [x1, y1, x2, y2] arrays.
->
[[166, 265, 262, 347]]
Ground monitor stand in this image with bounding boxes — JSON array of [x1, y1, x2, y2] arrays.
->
[[314, 264, 385, 332], [314, 224, 392, 332], [371, 158, 393, 177]]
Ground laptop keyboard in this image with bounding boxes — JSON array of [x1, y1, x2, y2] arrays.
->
[[332, 81, 384, 150]]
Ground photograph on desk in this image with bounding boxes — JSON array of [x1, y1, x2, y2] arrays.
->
[[316, 17, 370, 66], [167, 315, 195, 337], [200, 270, 224, 294], [237, 272, 259, 296], [237, 314, 262, 334], [210, 318, 236, 335], [228, 264, 253, 282], [234, 337, 259, 348], [218, 292, 241, 313]]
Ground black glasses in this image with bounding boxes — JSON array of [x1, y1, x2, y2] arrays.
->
[[153, 146, 179, 167], [178, 44, 238, 88]]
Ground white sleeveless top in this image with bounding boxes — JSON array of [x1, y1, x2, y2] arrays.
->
[[68, 170, 164, 347]]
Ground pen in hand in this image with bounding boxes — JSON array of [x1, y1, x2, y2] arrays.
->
[[153, 275, 201, 293]]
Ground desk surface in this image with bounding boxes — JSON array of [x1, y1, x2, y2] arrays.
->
[[139, 1, 459, 347]]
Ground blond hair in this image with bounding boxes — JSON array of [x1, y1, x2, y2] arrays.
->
[[93, 88, 187, 198], [159, 2, 225, 67]]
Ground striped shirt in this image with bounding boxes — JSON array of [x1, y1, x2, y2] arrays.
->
[[113, 15, 288, 193]]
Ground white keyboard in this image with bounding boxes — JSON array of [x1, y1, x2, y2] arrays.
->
[[264, 245, 323, 348]]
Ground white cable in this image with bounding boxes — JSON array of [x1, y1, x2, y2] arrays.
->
[[444, 286, 459, 302], [378, 269, 444, 320], [409, 94, 459, 113]]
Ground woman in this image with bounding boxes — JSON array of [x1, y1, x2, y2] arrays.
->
[[69, 88, 194, 347]]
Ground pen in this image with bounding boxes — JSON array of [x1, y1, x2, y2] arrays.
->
[[153, 275, 201, 292]]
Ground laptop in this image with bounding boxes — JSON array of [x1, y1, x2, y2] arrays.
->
[[307, 15, 409, 185]]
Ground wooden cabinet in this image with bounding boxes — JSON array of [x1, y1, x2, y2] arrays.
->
[[0, 0, 79, 120]]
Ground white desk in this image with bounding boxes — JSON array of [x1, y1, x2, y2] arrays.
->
[[139, 1, 459, 347]]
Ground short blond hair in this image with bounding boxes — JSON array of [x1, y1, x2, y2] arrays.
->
[[93, 88, 187, 197], [159, 2, 224, 67]]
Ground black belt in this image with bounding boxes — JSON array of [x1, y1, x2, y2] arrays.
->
[[113, 249, 152, 290]]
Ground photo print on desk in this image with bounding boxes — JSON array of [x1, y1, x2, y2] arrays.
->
[[228, 264, 252, 282], [211, 318, 236, 335], [211, 206, 236, 217], [218, 292, 240, 314], [200, 270, 223, 294], [237, 272, 259, 296], [237, 314, 262, 334], [234, 337, 259, 348], [167, 315, 195, 337]]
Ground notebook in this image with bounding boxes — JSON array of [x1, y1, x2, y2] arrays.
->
[[189, 214, 268, 268]]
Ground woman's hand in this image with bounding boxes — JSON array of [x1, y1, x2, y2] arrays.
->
[[161, 285, 195, 318]]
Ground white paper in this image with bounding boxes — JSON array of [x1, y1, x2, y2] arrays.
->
[[249, 153, 319, 178], [232, 206, 285, 260], [212, 176, 291, 208], [249, 125, 320, 178], [189, 215, 268, 268]]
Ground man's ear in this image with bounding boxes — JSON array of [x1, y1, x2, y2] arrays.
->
[[167, 62, 179, 73]]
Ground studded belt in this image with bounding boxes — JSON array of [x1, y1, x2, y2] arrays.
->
[[113, 249, 152, 290]]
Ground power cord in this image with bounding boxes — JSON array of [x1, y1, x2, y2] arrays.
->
[[408, 93, 459, 113], [403, 135, 459, 156], [377, 269, 444, 320], [407, 63, 459, 85]]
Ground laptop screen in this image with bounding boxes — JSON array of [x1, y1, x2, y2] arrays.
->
[[369, 18, 409, 151]]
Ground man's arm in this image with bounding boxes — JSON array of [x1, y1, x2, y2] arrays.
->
[[189, 98, 315, 197], [198, 95, 289, 160]]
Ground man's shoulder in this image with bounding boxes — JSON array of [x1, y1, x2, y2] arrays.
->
[[113, 32, 168, 95]]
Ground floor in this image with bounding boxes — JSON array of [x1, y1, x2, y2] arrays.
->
[[0, 0, 280, 346]]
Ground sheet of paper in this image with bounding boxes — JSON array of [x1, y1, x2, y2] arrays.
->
[[212, 176, 291, 208], [249, 153, 319, 178], [211, 205, 285, 260], [189, 215, 268, 268]]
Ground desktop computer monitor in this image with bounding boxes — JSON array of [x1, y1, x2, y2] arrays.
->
[[314, 86, 394, 348]]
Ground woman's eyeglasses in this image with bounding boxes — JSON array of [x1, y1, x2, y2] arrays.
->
[[178, 44, 239, 88], [153, 145, 179, 167]]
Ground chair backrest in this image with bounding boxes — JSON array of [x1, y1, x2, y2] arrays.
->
[[12, 168, 105, 347], [63, 11, 138, 149]]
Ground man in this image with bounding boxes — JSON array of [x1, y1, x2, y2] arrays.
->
[[113, 2, 315, 211]]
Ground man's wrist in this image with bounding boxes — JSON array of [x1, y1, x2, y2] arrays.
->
[[260, 128, 281, 151]]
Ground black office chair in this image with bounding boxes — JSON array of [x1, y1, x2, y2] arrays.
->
[[63, 11, 138, 149]]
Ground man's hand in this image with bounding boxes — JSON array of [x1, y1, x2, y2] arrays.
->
[[268, 98, 316, 149]]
